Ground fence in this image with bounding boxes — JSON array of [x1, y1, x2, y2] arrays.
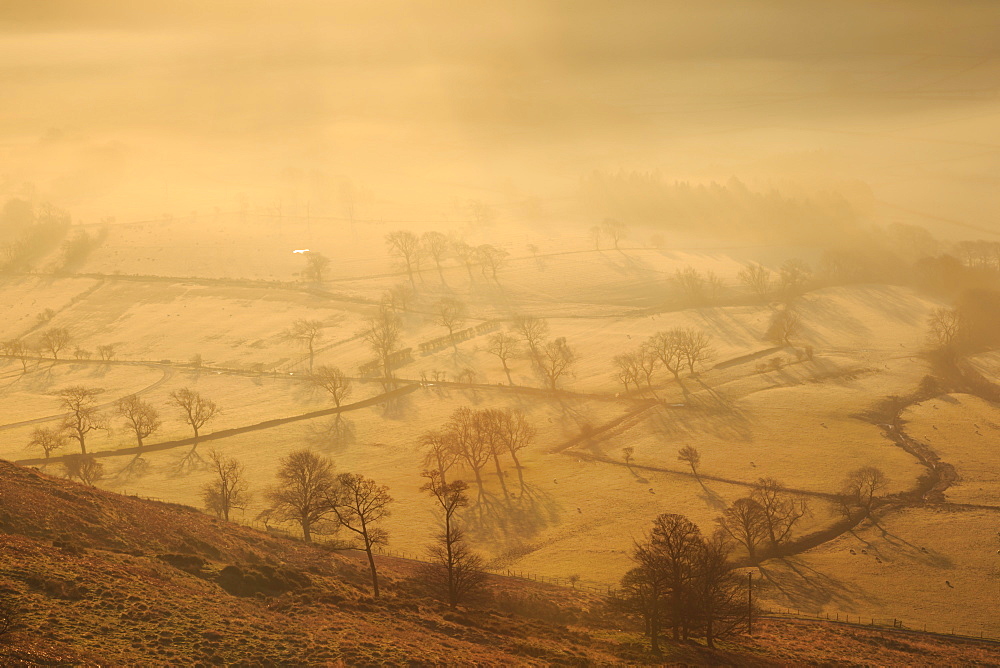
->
[[758, 607, 1000, 644]]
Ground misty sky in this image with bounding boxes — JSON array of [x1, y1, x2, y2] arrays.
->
[[2, 1, 999, 230]]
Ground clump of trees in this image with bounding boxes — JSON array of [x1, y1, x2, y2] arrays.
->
[[614, 513, 747, 651], [717, 478, 809, 561], [203, 449, 250, 522], [613, 327, 714, 393], [419, 407, 535, 496]]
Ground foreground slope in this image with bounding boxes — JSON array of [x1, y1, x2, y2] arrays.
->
[[1, 461, 999, 666]]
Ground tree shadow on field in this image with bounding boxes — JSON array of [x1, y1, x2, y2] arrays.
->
[[648, 386, 754, 444], [305, 415, 356, 453], [464, 479, 561, 547], [867, 516, 953, 569], [171, 443, 208, 476], [114, 453, 150, 481], [695, 477, 728, 510], [378, 392, 413, 420], [757, 557, 871, 614]]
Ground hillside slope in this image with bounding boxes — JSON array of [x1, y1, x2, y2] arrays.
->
[[0, 460, 998, 666]]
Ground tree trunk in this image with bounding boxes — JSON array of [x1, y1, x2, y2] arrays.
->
[[365, 544, 380, 598], [301, 520, 312, 543], [502, 361, 512, 385]]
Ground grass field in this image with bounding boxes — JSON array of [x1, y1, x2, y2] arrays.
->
[[1, 218, 997, 637]]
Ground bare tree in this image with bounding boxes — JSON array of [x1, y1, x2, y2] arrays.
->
[[40, 327, 72, 360], [717, 497, 768, 561], [678, 329, 713, 374], [312, 365, 353, 408], [648, 513, 703, 641], [673, 267, 706, 304], [677, 445, 700, 477], [622, 446, 635, 467], [447, 407, 492, 495], [363, 305, 402, 383], [636, 344, 660, 395], [289, 319, 323, 373], [96, 343, 117, 361], [421, 470, 488, 608], [434, 298, 466, 350], [452, 239, 478, 279], [927, 306, 961, 349], [421, 430, 460, 484], [648, 329, 685, 381], [422, 231, 451, 279], [476, 244, 508, 280], [385, 230, 421, 284], [117, 394, 161, 448], [63, 453, 104, 486], [28, 426, 67, 459], [511, 315, 549, 359], [691, 532, 746, 648], [486, 331, 520, 384], [328, 473, 393, 598], [739, 263, 772, 300], [169, 387, 220, 439], [266, 449, 337, 543], [766, 308, 799, 346], [203, 449, 250, 522], [537, 337, 575, 391], [840, 466, 889, 518], [382, 282, 414, 312], [613, 351, 640, 393], [302, 251, 331, 282], [58, 386, 105, 454], [750, 477, 808, 547], [490, 408, 534, 487], [602, 218, 627, 250], [3, 339, 32, 373]]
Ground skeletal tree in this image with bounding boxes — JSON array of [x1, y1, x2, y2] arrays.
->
[[636, 344, 660, 395], [927, 306, 961, 349], [385, 230, 421, 284], [289, 318, 323, 373], [202, 449, 250, 522], [750, 477, 808, 547], [602, 218, 627, 250], [537, 337, 575, 391], [691, 531, 746, 648], [673, 267, 706, 304], [648, 513, 704, 641], [422, 231, 451, 279], [266, 449, 337, 543], [717, 497, 768, 561], [169, 387, 220, 439], [677, 445, 700, 477], [490, 408, 534, 489], [486, 331, 520, 384], [447, 407, 492, 495], [363, 305, 401, 383], [511, 315, 549, 359], [117, 394, 161, 448], [58, 386, 105, 455], [421, 470, 487, 608], [739, 263, 772, 300], [766, 309, 799, 346], [840, 466, 889, 519], [678, 329, 713, 374], [434, 298, 466, 351], [40, 327, 72, 360], [421, 430, 460, 484], [3, 339, 32, 373], [648, 329, 685, 381], [96, 344, 117, 361], [452, 239, 478, 279], [302, 251, 331, 282], [382, 282, 414, 312], [28, 426, 67, 459], [476, 244, 508, 280], [312, 365, 353, 408], [327, 473, 393, 598], [622, 446, 635, 467], [613, 351, 641, 393]]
